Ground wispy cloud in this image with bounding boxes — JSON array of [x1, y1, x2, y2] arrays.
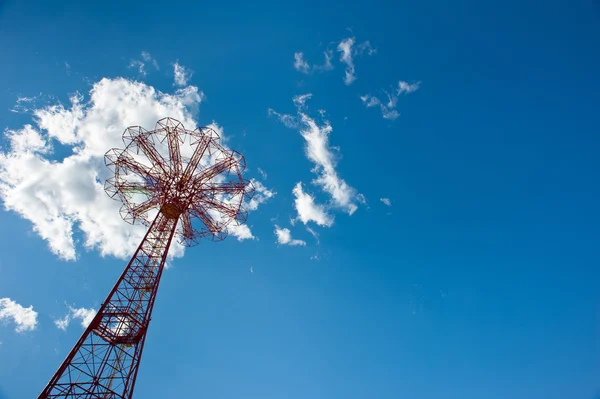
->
[[337, 37, 375, 85], [397, 80, 420, 95], [257, 168, 268, 180], [141, 51, 159, 70], [128, 51, 159, 76], [361, 80, 420, 120], [293, 51, 334, 74], [274, 225, 306, 246], [246, 179, 276, 211], [294, 52, 310, 74], [267, 108, 298, 128], [269, 94, 362, 226], [0, 297, 38, 333], [173, 61, 193, 87], [380, 198, 392, 206]]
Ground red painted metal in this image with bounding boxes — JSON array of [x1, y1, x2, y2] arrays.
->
[[39, 118, 254, 398]]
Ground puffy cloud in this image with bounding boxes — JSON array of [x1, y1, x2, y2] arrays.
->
[[292, 182, 333, 227], [227, 223, 255, 241], [361, 80, 419, 121], [274, 225, 306, 246], [337, 37, 375, 85], [380, 198, 392, 206], [1, 76, 266, 261], [0, 298, 38, 333], [55, 305, 97, 331], [173, 62, 193, 87]]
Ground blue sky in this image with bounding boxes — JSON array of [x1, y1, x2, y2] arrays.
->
[[1, 0, 600, 398]]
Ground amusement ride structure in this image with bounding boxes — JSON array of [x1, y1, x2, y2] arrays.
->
[[39, 117, 254, 398]]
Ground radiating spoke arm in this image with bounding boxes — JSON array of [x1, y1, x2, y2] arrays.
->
[[116, 154, 161, 182], [167, 133, 182, 176], [181, 136, 210, 183], [134, 134, 169, 176]]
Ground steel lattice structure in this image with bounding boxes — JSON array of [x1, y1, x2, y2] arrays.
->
[[39, 118, 254, 399]]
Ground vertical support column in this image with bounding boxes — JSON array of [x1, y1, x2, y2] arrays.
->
[[39, 211, 178, 399]]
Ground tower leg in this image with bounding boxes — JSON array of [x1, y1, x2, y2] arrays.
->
[[39, 211, 178, 399]]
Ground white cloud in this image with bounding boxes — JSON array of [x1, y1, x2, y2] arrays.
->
[[257, 168, 267, 180], [337, 37, 356, 85], [223, 178, 275, 241], [293, 93, 313, 109], [270, 95, 362, 224], [361, 80, 419, 121], [274, 225, 306, 246], [292, 182, 333, 227], [1, 76, 264, 261], [173, 62, 193, 87], [54, 315, 70, 331], [295, 98, 358, 215], [247, 179, 276, 211], [55, 305, 97, 331], [10, 93, 44, 114], [267, 108, 298, 129], [128, 51, 159, 76], [294, 51, 334, 74], [293, 52, 310, 74], [356, 40, 377, 56], [314, 51, 334, 71], [0, 298, 38, 333], [360, 94, 380, 108], [227, 223, 255, 241], [380, 198, 392, 206], [306, 226, 319, 243], [141, 51, 159, 70], [337, 37, 375, 85], [397, 80, 420, 95]]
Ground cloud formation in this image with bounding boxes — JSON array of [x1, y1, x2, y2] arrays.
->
[[128, 51, 159, 76], [292, 182, 333, 227], [293, 52, 310, 74], [55, 305, 97, 331], [274, 225, 306, 246], [380, 198, 392, 206], [337, 37, 375, 85], [0, 298, 38, 333], [361, 80, 420, 120], [0, 77, 268, 261], [173, 62, 193, 87], [269, 94, 361, 226], [293, 51, 334, 74]]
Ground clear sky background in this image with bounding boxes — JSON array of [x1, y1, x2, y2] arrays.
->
[[1, 0, 600, 398]]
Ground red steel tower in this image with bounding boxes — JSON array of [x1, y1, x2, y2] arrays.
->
[[39, 118, 254, 398]]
